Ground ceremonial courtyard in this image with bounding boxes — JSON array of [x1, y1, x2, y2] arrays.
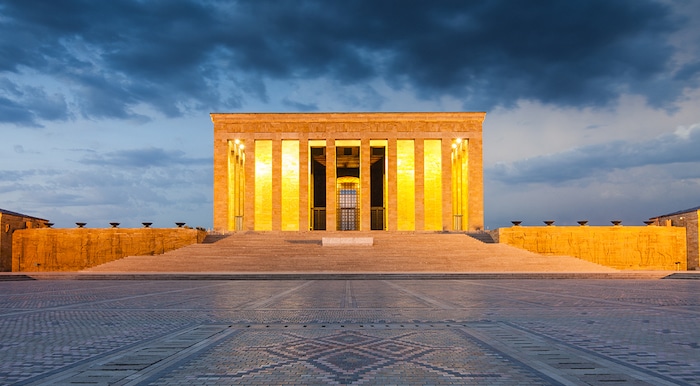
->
[[1, 276, 698, 385], [2, 111, 698, 385]]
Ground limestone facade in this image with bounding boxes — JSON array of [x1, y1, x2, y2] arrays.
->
[[0, 209, 48, 272], [496, 225, 687, 270], [212, 112, 485, 233], [12, 228, 206, 272], [650, 207, 700, 270]]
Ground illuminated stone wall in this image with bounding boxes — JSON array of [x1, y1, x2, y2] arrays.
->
[[423, 139, 443, 230], [254, 140, 273, 230], [0, 210, 49, 272], [281, 140, 300, 231], [212, 112, 486, 232], [12, 228, 206, 272], [497, 225, 687, 270], [396, 139, 415, 230], [651, 209, 699, 270]]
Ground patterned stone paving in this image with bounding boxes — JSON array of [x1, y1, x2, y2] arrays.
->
[[0, 279, 698, 385]]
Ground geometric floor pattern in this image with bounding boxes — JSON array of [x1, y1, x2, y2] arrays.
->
[[153, 329, 517, 385], [1, 278, 699, 385], [147, 323, 692, 385]]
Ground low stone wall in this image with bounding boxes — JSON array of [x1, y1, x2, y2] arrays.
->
[[497, 226, 687, 270], [12, 228, 206, 272]]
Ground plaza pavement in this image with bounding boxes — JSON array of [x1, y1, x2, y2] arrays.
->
[[3, 232, 699, 384], [1, 277, 699, 385]]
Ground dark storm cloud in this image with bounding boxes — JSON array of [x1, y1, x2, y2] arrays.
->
[[489, 124, 700, 184], [79, 147, 211, 168], [0, 78, 70, 126], [0, 0, 694, 125]]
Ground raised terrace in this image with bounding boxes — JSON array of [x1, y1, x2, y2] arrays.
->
[[84, 231, 617, 273]]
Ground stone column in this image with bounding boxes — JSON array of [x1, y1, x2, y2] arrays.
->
[[212, 136, 228, 232], [467, 137, 484, 231], [326, 139, 337, 231], [271, 138, 282, 231], [414, 138, 425, 231], [360, 138, 371, 231], [299, 137, 309, 231], [244, 137, 256, 231], [441, 138, 453, 231], [387, 138, 398, 231]]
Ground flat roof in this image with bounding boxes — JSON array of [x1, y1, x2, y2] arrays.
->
[[650, 205, 700, 219], [0, 208, 48, 221]]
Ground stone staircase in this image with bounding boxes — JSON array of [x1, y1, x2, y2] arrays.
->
[[85, 231, 617, 273], [201, 234, 230, 244], [466, 231, 496, 243]]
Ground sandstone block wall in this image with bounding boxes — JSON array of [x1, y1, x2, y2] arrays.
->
[[1, 213, 48, 272], [12, 228, 206, 272], [497, 226, 687, 270], [652, 210, 699, 270]]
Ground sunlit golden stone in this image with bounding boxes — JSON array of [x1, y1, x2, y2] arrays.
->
[[424, 139, 442, 230], [397, 139, 415, 230], [254, 140, 272, 230], [281, 140, 300, 231], [211, 112, 485, 232]]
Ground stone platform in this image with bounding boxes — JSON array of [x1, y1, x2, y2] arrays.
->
[[4, 232, 697, 384], [84, 231, 619, 273]]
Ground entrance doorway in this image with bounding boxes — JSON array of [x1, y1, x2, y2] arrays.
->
[[370, 146, 385, 230], [310, 146, 326, 230], [309, 143, 386, 231], [336, 146, 360, 231], [337, 176, 360, 230]]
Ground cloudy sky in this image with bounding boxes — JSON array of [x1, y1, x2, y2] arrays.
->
[[1, 0, 699, 229]]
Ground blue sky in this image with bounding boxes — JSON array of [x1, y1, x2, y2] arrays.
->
[[1, 0, 699, 229]]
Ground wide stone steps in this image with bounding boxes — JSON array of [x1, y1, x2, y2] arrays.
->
[[85, 231, 618, 273]]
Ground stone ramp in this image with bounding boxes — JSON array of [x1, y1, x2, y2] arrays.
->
[[85, 232, 618, 273]]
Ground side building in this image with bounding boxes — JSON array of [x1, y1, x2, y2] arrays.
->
[[650, 206, 700, 270], [212, 112, 485, 233], [0, 209, 49, 272]]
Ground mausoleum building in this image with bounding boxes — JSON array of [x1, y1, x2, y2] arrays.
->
[[212, 112, 485, 233]]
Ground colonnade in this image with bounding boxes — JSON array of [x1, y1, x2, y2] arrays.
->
[[212, 113, 485, 232]]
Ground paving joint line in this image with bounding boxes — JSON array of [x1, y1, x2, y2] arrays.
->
[[238, 280, 314, 309], [13, 322, 201, 386], [382, 280, 457, 309], [458, 324, 687, 386], [0, 282, 234, 318], [119, 325, 240, 386], [22, 324, 235, 386], [457, 280, 700, 316], [502, 321, 694, 386]]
